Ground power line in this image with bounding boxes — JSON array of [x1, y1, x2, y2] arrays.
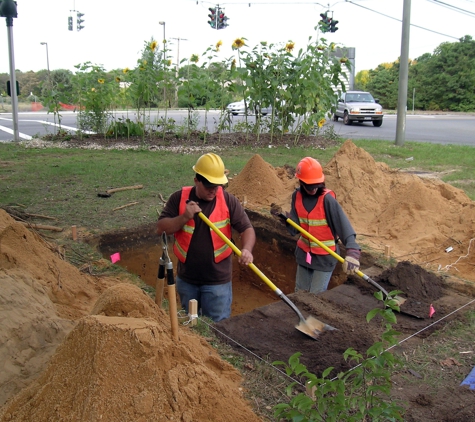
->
[[345, 0, 462, 40], [426, 0, 475, 17]]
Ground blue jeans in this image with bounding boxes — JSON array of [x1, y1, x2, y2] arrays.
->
[[295, 265, 332, 294], [176, 276, 232, 322]]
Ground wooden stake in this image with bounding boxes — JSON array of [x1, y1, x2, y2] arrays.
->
[[112, 201, 139, 211], [168, 284, 179, 341], [71, 225, 77, 241], [188, 299, 198, 326], [155, 279, 164, 308], [106, 184, 143, 194], [19, 222, 63, 232], [384, 245, 391, 259]]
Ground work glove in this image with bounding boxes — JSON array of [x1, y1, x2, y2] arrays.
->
[[342, 248, 360, 275]]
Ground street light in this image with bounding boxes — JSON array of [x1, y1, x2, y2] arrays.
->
[[159, 21, 166, 105], [40, 42, 50, 77]]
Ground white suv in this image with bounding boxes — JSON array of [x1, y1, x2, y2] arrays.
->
[[333, 91, 383, 127]]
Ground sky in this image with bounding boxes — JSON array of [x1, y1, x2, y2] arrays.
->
[[1, 0, 474, 75]]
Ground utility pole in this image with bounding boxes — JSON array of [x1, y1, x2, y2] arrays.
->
[[171, 37, 188, 106], [395, 0, 411, 146], [0, 0, 19, 141]]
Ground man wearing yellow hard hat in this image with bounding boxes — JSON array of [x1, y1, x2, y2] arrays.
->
[[157, 153, 255, 321]]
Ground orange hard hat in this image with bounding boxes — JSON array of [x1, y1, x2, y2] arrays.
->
[[295, 157, 325, 184]]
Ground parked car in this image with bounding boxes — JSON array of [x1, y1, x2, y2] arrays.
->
[[226, 99, 271, 116], [333, 91, 383, 127]]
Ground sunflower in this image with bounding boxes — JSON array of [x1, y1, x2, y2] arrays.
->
[[190, 54, 199, 63], [232, 38, 245, 49], [97, 79, 105, 84], [317, 118, 326, 128], [285, 42, 295, 53], [115, 76, 121, 82], [167, 59, 172, 66], [231, 59, 236, 69], [123, 67, 130, 74], [216, 40, 222, 51], [91, 87, 96, 92], [150, 40, 158, 51]]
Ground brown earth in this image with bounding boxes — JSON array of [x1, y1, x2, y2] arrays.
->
[[1, 136, 475, 421]]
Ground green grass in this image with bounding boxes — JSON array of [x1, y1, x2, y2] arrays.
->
[[1, 139, 474, 238]]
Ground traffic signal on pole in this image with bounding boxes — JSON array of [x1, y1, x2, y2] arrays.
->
[[76, 11, 85, 31], [208, 7, 216, 29], [319, 12, 330, 33], [68, 16, 73, 31], [330, 18, 339, 33], [217, 9, 228, 30]]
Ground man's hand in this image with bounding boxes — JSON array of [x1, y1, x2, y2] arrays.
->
[[184, 200, 201, 220], [238, 248, 253, 266], [342, 248, 360, 275]]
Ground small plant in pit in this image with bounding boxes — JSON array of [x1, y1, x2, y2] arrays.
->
[[273, 290, 405, 422]]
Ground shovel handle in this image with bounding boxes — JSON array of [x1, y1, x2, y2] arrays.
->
[[282, 214, 390, 297], [197, 212, 281, 295]]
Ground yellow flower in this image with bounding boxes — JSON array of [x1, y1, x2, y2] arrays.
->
[[317, 45, 325, 51], [143, 60, 147, 65], [139, 66, 145, 71], [285, 42, 295, 53], [150, 40, 158, 51], [91, 87, 96, 92], [123, 67, 129, 74], [340, 57, 349, 63], [231, 59, 236, 68], [98, 78, 105, 84], [216, 40, 222, 51], [190, 54, 199, 63], [167, 59, 172, 66], [232, 38, 245, 49], [115, 76, 121, 82], [318, 118, 325, 128], [330, 43, 336, 51]]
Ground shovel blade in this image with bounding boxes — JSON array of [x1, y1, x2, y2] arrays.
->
[[296, 316, 337, 340]]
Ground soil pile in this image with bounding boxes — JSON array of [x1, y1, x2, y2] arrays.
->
[[0, 211, 260, 421], [1, 284, 261, 422], [227, 140, 475, 285]]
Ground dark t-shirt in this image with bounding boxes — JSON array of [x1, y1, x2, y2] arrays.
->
[[158, 187, 252, 285]]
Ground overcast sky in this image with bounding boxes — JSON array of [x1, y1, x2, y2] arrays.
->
[[1, 0, 474, 75]]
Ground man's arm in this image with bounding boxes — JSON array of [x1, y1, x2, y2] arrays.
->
[[238, 227, 255, 265], [157, 195, 201, 235]]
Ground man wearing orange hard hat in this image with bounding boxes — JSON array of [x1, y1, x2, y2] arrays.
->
[[285, 156, 360, 294], [157, 153, 255, 321]]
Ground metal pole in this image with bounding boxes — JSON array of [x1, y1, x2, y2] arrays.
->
[[159, 21, 166, 106], [40, 42, 51, 86], [395, 0, 411, 146], [6, 21, 19, 141], [171, 37, 188, 107]]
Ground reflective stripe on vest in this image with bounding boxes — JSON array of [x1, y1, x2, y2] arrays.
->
[[295, 189, 336, 255], [173, 186, 232, 263]]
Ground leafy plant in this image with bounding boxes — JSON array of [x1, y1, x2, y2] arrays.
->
[[273, 291, 405, 422]]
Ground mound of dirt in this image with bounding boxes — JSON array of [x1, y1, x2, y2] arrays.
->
[[227, 140, 475, 286], [0, 284, 261, 422]]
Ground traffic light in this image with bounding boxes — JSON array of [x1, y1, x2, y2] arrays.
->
[[68, 16, 73, 31], [319, 12, 330, 33], [330, 18, 339, 33], [208, 7, 216, 29], [217, 8, 229, 30], [76, 11, 84, 31]]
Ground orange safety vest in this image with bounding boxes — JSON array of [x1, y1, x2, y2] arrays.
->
[[173, 186, 232, 263], [295, 189, 336, 255]]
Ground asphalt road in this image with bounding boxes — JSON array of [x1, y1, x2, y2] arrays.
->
[[0, 110, 474, 146]]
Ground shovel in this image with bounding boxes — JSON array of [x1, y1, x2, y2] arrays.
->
[[274, 211, 410, 310], [197, 211, 336, 340]]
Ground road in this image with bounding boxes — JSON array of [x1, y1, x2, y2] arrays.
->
[[0, 110, 474, 146]]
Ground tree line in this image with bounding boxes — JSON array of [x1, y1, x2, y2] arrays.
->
[[355, 35, 475, 111]]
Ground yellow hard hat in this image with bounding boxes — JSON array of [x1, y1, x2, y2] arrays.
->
[[192, 153, 228, 185]]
